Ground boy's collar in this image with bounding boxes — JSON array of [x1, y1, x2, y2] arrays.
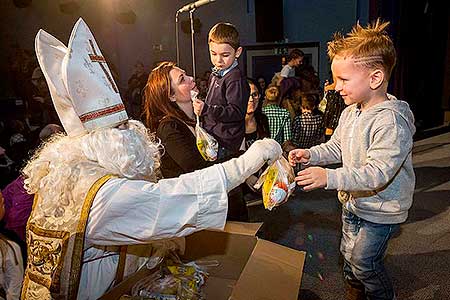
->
[[211, 59, 238, 78]]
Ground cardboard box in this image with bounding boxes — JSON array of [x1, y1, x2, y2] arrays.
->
[[101, 222, 305, 300]]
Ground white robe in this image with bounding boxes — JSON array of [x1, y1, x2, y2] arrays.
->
[[78, 164, 228, 299]]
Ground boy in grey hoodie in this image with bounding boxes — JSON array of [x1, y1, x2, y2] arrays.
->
[[289, 19, 415, 300]]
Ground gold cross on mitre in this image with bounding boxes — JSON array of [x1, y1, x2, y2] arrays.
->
[[88, 39, 119, 93]]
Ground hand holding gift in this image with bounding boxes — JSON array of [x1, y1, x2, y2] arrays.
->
[[191, 91, 218, 161], [254, 156, 296, 210]]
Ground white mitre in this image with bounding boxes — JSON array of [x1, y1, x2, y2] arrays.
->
[[35, 18, 128, 136]]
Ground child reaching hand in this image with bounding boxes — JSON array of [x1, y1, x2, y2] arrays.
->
[[289, 19, 415, 300]]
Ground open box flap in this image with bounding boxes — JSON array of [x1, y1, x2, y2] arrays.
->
[[184, 230, 257, 279], [223, 221, 263, 236], [230, 239, 305, 300]]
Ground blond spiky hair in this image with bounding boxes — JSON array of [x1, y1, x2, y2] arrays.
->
[[327, 19, 396, 79]]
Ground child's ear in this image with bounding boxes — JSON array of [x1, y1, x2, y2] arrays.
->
[[369, 69, 384, 90], [235, 47, 243, 59]]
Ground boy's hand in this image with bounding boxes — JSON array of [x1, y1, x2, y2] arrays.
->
[[192, 99, 204, 116], [295, 167, 327, 191], [288, 149, 310, 166]]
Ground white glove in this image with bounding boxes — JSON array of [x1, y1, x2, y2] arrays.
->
[[221, 139, 282, 191]]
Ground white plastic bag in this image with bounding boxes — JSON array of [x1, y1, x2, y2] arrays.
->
[[191, 90, 218, 161], [254, 156, 296, 210], [195, 116, 218, 161]]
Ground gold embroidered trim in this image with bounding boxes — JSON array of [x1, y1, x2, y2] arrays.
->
[[31, 193, 39, 211], [27, 224, 70, 291], [22, 274, 51, 300], [22, 274, 30, 299], [68, 174, 116, 299], [23, 174, 115, 300]]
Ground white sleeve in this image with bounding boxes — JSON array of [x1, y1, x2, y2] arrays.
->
[[280, 65, 290, 78], [85, 164, 228, 246], [4, 241, 23, 300]]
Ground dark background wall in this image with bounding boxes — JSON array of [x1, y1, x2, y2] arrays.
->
[[1, 0, 448, 129], [283, 0, 369, 86], [0, 0, 255, 92]]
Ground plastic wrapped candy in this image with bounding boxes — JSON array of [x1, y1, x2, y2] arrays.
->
[[191, 90, 218, 161], [254, 156, 296, 210], [131, 255, 211, 300]]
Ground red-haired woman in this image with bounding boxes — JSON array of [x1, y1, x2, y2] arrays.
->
[[142, 62, 210, 179], [142, 62, 248, 221]]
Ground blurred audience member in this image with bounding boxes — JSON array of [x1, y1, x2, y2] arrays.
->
[[0, 230, 23, 300], [256, 76, 267, 100], [29, 67, 59, 129], [263, 85, 292, 145], [279, 49, 304, 84], [321, 80, 347, 140], [245, 79, 270, 149], [1, 174, 31, 250], [126, 61, 148, 119], [296, 64, 321, 93], [6, 120, 29, 175], [0, 148, 14, 190], [196, 77, 208, 100], [292, 93, 324, 149], [9, 48, 35, 109], [290, 88, 303, 116]]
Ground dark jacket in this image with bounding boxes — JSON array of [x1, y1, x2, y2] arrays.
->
[[157, 117, 210, 178], [201, 67, 249, 152]]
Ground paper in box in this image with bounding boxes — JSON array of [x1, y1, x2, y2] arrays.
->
[[100, 222, 306, 300]]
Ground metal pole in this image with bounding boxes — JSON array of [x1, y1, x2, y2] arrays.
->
[[175, 11, 180, 65], [189, 8, 196, 79]]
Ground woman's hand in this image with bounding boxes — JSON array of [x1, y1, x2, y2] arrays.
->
[[192, 99, 204, 116]]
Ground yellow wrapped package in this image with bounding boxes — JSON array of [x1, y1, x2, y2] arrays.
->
[[191, 90, 218, 161], [254, 156, 296, 210], [195, 115, 218, 161]]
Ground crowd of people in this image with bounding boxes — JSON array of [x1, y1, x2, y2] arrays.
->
[[0, 17, 415, 300]]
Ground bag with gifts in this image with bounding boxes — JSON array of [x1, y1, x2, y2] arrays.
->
[[254, 156, 296, 210], [191, 90, 218, 161]]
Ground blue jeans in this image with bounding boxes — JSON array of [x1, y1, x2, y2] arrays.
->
[[340, 208, 399, 300]]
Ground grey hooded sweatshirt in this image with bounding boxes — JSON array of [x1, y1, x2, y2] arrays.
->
[[308, 96, 416, 224]]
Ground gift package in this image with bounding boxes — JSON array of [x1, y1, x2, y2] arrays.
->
[[254, 156, 296, 210], [191, 90, 218, 161]]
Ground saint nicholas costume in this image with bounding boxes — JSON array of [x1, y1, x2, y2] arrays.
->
[[22, 18, 282, 300]]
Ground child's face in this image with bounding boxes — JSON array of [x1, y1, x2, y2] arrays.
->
[[291, 57, 303, 67], [209, 42, 242, 70], [331, 55, 371, 106]]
